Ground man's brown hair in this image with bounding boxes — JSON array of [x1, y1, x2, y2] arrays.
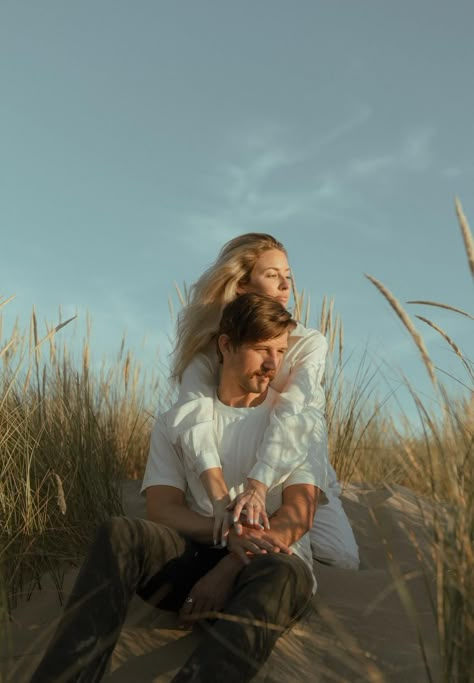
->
[[217, 293, 296, 357]]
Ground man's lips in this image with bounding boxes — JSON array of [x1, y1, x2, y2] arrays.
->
[[255, 372, 275, 381]]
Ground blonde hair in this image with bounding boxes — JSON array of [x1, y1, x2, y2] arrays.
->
[[171, 233, 287, 381]]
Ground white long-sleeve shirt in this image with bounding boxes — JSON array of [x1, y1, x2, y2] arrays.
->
[[167, 322, 330, 494]]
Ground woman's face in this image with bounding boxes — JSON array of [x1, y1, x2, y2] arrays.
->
[[238, 248, 291, 308]]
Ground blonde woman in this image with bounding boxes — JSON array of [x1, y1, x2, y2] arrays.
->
[[170, 233, 359, 569]]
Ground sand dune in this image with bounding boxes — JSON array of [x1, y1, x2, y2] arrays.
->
[[2, 482, 439, 682]]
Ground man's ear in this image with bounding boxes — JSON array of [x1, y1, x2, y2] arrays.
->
[[217, 334, 232, 358]]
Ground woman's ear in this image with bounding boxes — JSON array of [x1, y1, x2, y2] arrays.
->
[[236, 280, 249, 295]]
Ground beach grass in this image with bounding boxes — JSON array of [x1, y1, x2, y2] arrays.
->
[[1, 198, 472, 681]]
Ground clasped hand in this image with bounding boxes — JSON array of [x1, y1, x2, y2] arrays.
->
[[226, 525, 292, 565], [212, 480, 270, 546]]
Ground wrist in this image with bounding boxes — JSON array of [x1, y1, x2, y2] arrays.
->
[[247, 477, 268, 493], [221, 552, 246, 574], [200, 467, 229, 501]]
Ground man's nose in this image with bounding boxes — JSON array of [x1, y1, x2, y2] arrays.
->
[[262, 352, 278, 369]]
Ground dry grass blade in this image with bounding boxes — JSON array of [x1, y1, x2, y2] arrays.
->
[[415, 315, 463, 359], [0, 338, 16, 360], [415, 315, 474, 385], [455, 197, 474, 279], [173, 282, 187, 307], [291, 273, 301, 321], [406, 300, 474, 320], [0, 295, 16, 311], [34, 316, 77, 351], [51, 472, 67, 515], [365, 274, 437, 387]]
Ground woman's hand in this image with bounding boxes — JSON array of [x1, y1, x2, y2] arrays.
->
[[228, 478, 270, 533], [211, 495, 233, 546]]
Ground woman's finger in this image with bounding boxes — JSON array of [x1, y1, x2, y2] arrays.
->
[[260, 509, 270, 530], [213, 516, 222, 546], [221, 513, 232, 542], [232, 498, 246, 523], [233, 520, 243, 536]]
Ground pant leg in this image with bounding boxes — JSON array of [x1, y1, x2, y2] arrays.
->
[[310, 491, 360, 569], [171, 553, 313, 683], [31, 516, 189, 683]]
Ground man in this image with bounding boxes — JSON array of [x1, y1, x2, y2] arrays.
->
[[32, 293, 327, 682]]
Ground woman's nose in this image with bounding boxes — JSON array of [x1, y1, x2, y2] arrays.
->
[[279, 275, 289, 289]]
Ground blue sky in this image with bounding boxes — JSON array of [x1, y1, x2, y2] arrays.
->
[[1, 1, 473, 418]]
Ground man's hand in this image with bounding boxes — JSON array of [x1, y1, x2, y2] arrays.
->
[[179, 554, 242, 628], [226, 526, 292, 565], [227, 478, 270, 531]]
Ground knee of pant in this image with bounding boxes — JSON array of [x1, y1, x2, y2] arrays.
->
[[250, 555, 301, 592], [312, 539, 360, 570], [95, 516, 139, 554]]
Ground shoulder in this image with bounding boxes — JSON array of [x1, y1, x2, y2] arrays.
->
[[190, 346, 218, 372], [288, 323, 328, 357]]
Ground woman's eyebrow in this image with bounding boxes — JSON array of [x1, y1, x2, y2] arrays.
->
[[263, 266, 291, 272]]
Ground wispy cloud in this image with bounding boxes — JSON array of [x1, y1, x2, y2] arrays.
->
[[174, 116, 439, 253], [348, 126, 436, 178]]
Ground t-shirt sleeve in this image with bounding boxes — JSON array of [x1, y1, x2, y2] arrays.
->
[[141, 414, 187, 494], [248, 328, 329, 489], [172, 351, 222, 475]]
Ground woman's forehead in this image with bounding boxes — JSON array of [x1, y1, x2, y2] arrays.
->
[[255, 249, 290, 269]]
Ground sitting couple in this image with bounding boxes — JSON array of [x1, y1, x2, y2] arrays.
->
[[32, 234, 358, 682]]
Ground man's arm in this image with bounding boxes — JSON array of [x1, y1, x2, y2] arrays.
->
[[146, 485, 215, 545], [267, 483, 319, 546], [228, 483, 319, 564]]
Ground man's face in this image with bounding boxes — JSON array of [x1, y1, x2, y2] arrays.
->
[[222, 331, 289, 396]]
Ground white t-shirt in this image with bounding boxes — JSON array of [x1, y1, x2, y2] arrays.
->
[[142, 387, 320, 591]]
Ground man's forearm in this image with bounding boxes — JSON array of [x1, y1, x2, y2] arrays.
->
[[148, 502, 214, 545], [267, 487, 319, 548]]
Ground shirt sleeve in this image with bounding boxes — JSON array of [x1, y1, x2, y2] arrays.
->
[[141, 414, 187, 493], [248, 328, 330, 491], [171, 350, 222, 475]]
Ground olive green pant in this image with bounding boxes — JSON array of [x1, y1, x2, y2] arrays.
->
[[31, 516, 313, 683]]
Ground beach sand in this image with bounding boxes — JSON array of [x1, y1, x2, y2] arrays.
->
[[2, 482, 439, 682]]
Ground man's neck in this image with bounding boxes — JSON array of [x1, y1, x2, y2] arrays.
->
[[217, 384, 268, 408]]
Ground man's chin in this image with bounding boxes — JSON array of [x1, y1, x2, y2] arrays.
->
[[253, 377, 270, 393]]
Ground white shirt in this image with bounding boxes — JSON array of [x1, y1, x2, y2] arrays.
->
[[142, 387, 320, 591], [173, 322, 330, 493]]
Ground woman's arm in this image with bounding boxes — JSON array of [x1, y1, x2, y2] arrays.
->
[[170, 351, 231, 539], [248, 328, 329, 486], [169, 350, 222, 475]]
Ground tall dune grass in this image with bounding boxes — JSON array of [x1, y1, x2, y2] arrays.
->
[[1, 199, 472, 681], [362, 198, 473, 683], [0, 310, 159, 610]]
